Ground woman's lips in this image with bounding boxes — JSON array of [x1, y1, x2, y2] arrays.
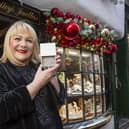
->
[[17, 49, 27, 54]]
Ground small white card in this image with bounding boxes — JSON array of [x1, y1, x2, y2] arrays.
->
[[40, 43, 56, 67], [40, 43, 56, 56]]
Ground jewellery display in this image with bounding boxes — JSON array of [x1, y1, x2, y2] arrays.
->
[[57, 47, 107, 122]]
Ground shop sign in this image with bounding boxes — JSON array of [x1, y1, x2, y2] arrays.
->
[[0, 0, 40, 24], [0, 27, 8, 37]]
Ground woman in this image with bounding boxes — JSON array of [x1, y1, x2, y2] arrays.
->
[[0, 21, 65, 129]]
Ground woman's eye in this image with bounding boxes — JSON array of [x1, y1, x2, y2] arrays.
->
[[27, 40, 33, 43], [15, 38, 21, 41]]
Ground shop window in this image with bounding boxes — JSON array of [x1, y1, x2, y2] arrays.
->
[[57, 47, 112, 124]]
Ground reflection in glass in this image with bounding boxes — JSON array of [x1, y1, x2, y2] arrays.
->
[[65, 48, 80, 72], [95, 74, 101, 93], [103, 95, 106, 112], [59, 97, 83, 121], [94, 54, 100, 73], [82, 51, 93, 72], [102, 75, 105, 92], [83, 73, 94, 94], [85, 97, 94, 119], [66, 73, 82, 95], [67, 98, 83, 121], [57, 47, 65, 71], [96, 95, 102, 115]]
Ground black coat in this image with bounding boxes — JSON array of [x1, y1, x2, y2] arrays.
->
[[0, 61, 65, 129]]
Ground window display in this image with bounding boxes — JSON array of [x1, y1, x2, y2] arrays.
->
[[57, 47, 112, 125]]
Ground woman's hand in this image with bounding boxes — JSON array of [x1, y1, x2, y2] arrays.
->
[[27, 52, 62, 99]]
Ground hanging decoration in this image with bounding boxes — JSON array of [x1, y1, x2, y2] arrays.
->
[[63, 22, 80, 40], [43, 8, 118, 53]]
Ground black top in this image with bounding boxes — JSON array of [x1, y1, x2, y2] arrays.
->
[[0, 61, 65, 129]]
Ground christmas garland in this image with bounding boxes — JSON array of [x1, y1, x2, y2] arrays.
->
[[43, 8, 118, 54]]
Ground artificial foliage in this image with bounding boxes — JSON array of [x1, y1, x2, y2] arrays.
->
[[43, 8, 119, 54]]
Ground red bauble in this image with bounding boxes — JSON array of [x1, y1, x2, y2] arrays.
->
[[63, 22, 80, 40], [51, 8, 59, 17], [65, 61, 71, 66], [105, 44, 117, 54]]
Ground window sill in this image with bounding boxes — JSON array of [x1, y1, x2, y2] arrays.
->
[[63, 113, 112, 129]]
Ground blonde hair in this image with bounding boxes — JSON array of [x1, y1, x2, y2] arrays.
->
[[0, 21, 40, 65]]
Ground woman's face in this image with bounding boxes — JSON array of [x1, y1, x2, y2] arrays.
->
[[10, 31, 34, 65]]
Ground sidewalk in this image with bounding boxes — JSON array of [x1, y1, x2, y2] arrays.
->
[[119, 118, 129, 129]]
